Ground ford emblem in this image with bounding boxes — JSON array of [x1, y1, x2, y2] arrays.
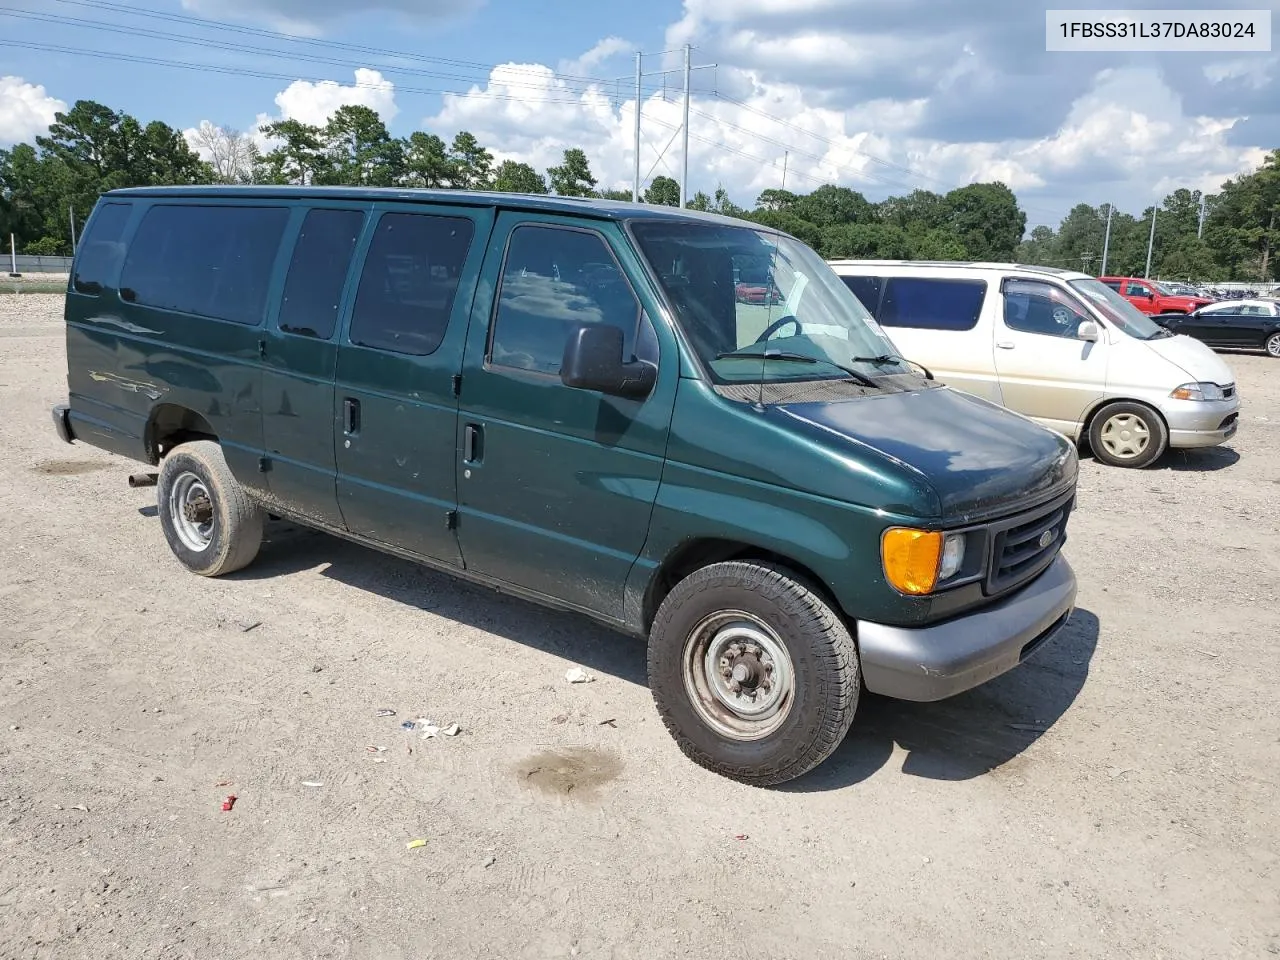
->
[[1038, 529, 1056, 549]]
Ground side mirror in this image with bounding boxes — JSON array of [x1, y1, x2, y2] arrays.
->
[[560, 323, 655, 400], [1147, 292, 1155, 300], [1077, 320, 1099, 342]]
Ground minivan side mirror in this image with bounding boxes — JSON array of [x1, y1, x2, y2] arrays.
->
[[560, 323, 656, 400], [1077, 320, 1100, 342]]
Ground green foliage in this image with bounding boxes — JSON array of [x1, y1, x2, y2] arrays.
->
[[596, 188, 634, 201], [644, 175, 679, 206], [401, 132, 452, 188], [447, 131, 493, 189], [492, 160, 548, 195], [24, 235, 65, 256], [687, 190, 712, 212], [320, 105, 402, 187], [547, 148, 597, 197]]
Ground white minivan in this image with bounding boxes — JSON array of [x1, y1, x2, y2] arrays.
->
[[827, 261, 1240, 468]]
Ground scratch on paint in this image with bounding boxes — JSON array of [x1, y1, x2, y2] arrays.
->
[[91, 316, 161, 335], [88, 370, 165, 401]]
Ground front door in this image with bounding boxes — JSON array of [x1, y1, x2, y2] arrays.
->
[[1123, 279, 1156, 314], [333, 203, 494, 565], [454, 212, 670, 617], [993, 278, 1108, 434]]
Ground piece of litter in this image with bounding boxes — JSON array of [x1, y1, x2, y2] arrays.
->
[[375, 709, 397, 718], [371, 758, 388, 764], [598, 718, 617, 728], [1196, 650, 1219, 659], [734, 834, 749, 841], [1109, 767, 1134, 779], [221, 795, 237, 812], [482, 855, 496, 868], [215, 780, 232, 787], [922, 856, 932, 864], [1008, 723, 1046, 732], [366, 745, 387, 754], [551, 715, 568, 724], [310, 664, 323, 673], [565, 667, 594, 684], [406, 838, 427, 850], [300, 781, 323, 788], [420, 725, 441, 740], [71, 804, 88, 812], [400, 721, 417, 732], [7, 725, 17, 732], [442, 724, 461, 737], [240, 621, 262, 633]]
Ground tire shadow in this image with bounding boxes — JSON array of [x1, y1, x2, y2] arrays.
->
[[781, 608, 1101, 791]]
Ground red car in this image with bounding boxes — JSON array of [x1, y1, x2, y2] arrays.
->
[[734, 279, 784, 305], [1098, 276, 1213, 315]]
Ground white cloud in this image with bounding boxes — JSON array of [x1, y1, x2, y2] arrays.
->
[[273, 68, 399, 127], [559, 37, 634, 78], [0, 76, 65, 146], [180, 0, 481, 35]]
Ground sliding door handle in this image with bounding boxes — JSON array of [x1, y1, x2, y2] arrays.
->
[[996, 341, 1015, 350], [343, 398, 360, 435], [463, 423, 483, 464]]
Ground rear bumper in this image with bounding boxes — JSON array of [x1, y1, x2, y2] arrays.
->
[[856, 554, 1077, 702], [52, 404, 75, 444]]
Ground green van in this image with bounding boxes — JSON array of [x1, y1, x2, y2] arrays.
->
[[52, 186, 1079, 785]]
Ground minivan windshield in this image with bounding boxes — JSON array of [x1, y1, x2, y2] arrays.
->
[[630, 220, 916, 385], [1069, 278, 1170, 340]]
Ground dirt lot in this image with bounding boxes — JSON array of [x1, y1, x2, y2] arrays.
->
[[1, 292, 1276, 960]]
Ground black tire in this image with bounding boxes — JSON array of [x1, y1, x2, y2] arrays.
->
[[647, 561, 859, 787], [1088, 401, 1168, 469], [1266, 331, 1280, 358], [156, 439, 263, 576]]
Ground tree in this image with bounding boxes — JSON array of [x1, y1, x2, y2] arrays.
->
[[547, 148, 597, 197], [878, 189, 948, 231], [687, 190, 712, 212], [943, 182, 1026, 260], [820, 222, 911, 260], [755, 188, 798, 212], [793, 184, 875, 227], [190, 122, 259, 183], [321, 105, 401, 186], [741, 209, 822, 250], [132, 120, 211, 186], [491, 159, 548, 194], [401, 132, 453, 188], [596, 188, 633, 201], [257, 119, 326, 185], [448, 131, 493, 189], [645, 175, 680, 206], [1205, 150, 1280, 280], [711, 186, 744, 218], [36, 100, 127, 179]]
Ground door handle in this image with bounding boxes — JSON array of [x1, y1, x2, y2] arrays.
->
[[463, 423, 483, 464], [996, 341, 1015, 349], [343, 398, 360, 436]]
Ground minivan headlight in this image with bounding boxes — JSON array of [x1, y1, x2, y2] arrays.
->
[[882, 528, 966, 595], [1170, 382, 1225, 401]]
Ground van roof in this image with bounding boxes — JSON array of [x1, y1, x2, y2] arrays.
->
[[826, 259, 1094, 281], [103, 184, 755, 228]]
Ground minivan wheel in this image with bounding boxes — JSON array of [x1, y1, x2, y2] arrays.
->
[[1088, 401, 1168, 469], [157, 440, 264, 576], [1266, 332, 1280, 357], [648, 561, 859, 787]]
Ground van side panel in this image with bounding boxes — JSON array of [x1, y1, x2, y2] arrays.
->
[[65, 199, 290, 492]]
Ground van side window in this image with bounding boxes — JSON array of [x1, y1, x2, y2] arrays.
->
[[349, 212, 474, 356], [119, 205, 288, 326], [840, 275, 883, 315], [72, 202, 132, 295], [279, 208, 366, 339], [877, 277, 985, 330], [490, 225, 640, 375], [1003, 280, 1091, 338]]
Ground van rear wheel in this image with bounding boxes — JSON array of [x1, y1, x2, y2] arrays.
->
[[157, 440, 263, 576], [1089, 401, 1168, 468], [648, 561, 859, 786]]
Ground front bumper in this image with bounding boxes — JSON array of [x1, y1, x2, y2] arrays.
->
[[52, 403, 75, 444], [1159, 394, 1239, 449], [857, 554, 1077, 702]]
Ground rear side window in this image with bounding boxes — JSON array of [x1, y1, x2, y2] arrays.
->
[[119, 205, 288, 326], [349, 213, 474, 356], [279, 208, 366, 339], [490, 225, 640, 375], [73, 202, 132, 295], [840, 275, 883, 314], [1101, 280, 1123, 292], [877, 277, 986, 331]]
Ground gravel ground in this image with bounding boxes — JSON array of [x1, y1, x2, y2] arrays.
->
[[1, 292, 1277, 960]]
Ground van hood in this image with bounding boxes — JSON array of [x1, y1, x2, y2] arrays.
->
[[1146, 333, 1237, 384], [774, 385, 1077, 525]]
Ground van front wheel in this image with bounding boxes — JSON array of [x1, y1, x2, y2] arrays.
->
[[157, 440, 264, 576], [1089, 401, 1168, 468], [648, 561, 859, 787]]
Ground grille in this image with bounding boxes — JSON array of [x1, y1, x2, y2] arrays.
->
[[985, 492, 1073, 595]]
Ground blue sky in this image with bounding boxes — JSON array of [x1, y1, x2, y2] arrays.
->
[[2, 0, 1278, 229]]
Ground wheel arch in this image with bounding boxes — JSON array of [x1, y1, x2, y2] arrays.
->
[[1080, 397, 1169, 456], [145, 404, 218, 465]]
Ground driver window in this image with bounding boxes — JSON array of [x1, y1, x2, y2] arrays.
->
[[489, 225, 646, 375], [1127, 281, 1151, 297], [1003, 280, 1092, 339]]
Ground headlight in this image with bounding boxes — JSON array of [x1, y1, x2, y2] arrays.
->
[[1170, 382, 1225, 401], [881, 529, 966, 595]]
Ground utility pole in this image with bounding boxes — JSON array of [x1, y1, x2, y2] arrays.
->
[[632, 52, 642, 202], [1100, 202, 1113, 275], [8, 234, 18, 278], [1080, 252, 1094, 275], [1144, 207, 1157, 279], [69, 205, 78, 255], [1197, 193, 1206, 239], [680, 43, 691, 208], [781, 151, 788, 191]]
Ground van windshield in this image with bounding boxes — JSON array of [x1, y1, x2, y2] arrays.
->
[[630, 220, 918, 385], [1069, 278, 1170, 340]]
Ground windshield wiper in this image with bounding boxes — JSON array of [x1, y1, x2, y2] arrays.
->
[[848, 354, 934, 380], [715, 350, 880, 388]]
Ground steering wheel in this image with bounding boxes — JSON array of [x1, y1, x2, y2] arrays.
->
[[754, 315, 802, 343]]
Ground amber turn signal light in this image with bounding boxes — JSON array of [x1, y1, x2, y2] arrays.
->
[[881, 527, 943, 595]]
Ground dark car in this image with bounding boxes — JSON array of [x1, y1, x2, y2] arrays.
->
[[1155, 298, 1280, 357]]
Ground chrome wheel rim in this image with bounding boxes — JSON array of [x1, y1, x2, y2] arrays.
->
[[1099, 413, 1151, 460], [168, 471, 214, 552], [1267, 334, 1280, 357], [681, 610, 795, 741]]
